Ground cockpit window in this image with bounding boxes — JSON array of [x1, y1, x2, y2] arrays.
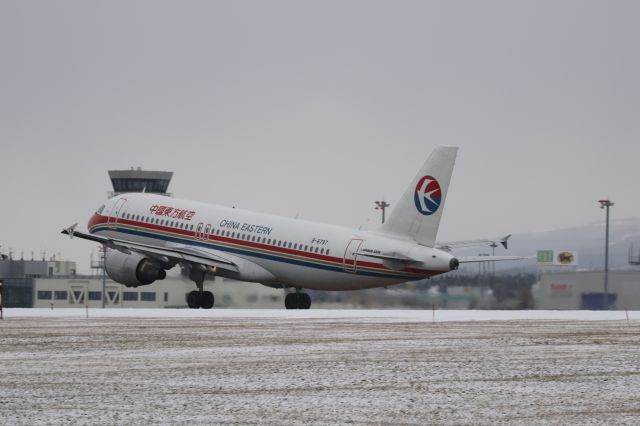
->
[[96, 205, 105, 215]]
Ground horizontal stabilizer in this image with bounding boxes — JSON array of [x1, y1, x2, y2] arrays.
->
[[458, 255, 532, 263], [436, 234, 512, 252]]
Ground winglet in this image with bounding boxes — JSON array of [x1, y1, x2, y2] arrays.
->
[[61, 223, 78, 238], [500, 234, 511, 250]]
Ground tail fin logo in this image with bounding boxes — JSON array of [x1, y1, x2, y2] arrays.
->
[[414, 175, 442, 216]]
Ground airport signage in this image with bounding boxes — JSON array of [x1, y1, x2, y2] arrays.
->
[[537, 250, 578, 266], [537, 250, 554, 265], [553, 251, 578, 266], [550, 282, 573, 297]]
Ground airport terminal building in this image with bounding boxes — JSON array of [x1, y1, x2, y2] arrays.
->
[[533, 270, 640, 310]]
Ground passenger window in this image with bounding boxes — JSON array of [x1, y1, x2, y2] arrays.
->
[[231, 232, 235, 238], [304, 245, 308, 251], [314, 247, 319, 253], [321, 248, 324, 254], [288, 242, 292, 248], [326, 249, 330, 255]]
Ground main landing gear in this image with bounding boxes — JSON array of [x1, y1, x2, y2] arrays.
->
[[187, 266, 215, 309], [187, 290, 214, 309], [285, 292, 311, 310]]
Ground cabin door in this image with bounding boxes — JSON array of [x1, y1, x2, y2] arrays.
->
[[343, 239, 363, 273], [108, 198, 127, 228]]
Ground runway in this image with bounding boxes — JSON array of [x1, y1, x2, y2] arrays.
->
[[1, 310, 639, 425]]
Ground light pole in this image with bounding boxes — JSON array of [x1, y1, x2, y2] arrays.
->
[[374, 201, 390, 224], [489, 242, 498, 280], [598, 199, 614, 309]]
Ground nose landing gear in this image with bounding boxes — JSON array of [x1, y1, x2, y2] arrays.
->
[[285, 292, 311, 310]]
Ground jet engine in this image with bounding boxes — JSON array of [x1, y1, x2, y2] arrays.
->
[[104, 250, 167, 287]]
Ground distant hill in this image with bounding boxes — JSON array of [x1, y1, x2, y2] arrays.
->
[[450, 218, 640, 273]]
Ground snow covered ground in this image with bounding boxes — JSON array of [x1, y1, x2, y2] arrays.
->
[[4, 307, 639, 321], [1, 310, 639, 425]]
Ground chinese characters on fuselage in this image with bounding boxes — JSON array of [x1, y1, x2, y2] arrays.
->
[[149, 205, 196, 220]]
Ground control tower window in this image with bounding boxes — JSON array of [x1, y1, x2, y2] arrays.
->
[[111, 178, 169, 193]]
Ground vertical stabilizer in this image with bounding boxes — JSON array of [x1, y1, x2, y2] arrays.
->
[[380, 146, 458, 246]]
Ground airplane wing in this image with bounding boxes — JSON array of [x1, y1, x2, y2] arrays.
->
[[436, 234, 511, 251], [61, 224, 239, 272]]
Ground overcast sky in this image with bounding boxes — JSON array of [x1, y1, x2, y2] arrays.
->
[[1, 1, 638, 271]]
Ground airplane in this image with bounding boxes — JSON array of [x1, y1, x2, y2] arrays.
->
[[62, 146, 521, 309]]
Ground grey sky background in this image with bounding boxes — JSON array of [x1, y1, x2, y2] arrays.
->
[[1, 1, 638, 271]]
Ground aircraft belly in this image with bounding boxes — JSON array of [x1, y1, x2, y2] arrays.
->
[[246, 256, 404, 291]]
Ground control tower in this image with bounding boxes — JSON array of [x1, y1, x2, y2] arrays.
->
[[108, 167, 173, 198]]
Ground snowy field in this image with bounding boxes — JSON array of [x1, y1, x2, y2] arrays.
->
[[1, 310, 639, 425]]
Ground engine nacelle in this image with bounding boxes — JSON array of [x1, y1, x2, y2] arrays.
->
[[104, 250, 167, 287]]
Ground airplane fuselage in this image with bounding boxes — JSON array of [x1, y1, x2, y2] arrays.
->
[[88, 193, 456, 291]]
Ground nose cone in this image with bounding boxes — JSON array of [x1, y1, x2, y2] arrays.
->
[[87, 213, 101, 232]]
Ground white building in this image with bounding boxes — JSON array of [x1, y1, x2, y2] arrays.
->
[[532, 271, 640, 310], [33, 272, 284, 309]]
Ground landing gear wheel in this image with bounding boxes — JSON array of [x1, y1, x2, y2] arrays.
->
[[300, 293, 311, 310], [284, 293, 297, 310], [201, 291, 214, 309], [284, 293, 311, 309], [187, 291, 200, 309]]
